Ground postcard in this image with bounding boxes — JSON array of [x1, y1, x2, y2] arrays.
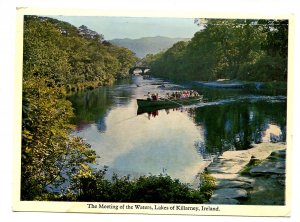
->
[[13, 7, 294, 217]]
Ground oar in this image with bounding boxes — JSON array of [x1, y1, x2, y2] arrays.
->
[[114, 115, 138, 125]]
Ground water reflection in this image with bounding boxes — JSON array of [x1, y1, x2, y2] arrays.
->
[[69, 76, 287, 184], [96, 113, 108, 133], [75, 104, 205, 183], [191, 100, 286, 153]]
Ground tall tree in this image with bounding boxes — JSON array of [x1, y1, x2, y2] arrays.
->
[[146, 18, 288, 82], [21, 15, 138, 199]]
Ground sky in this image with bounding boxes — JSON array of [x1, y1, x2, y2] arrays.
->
[[48, 16, 200, 40]]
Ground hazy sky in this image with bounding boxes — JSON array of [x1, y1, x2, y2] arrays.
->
[[48, 16, 200, 40]]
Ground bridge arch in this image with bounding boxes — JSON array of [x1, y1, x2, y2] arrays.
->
[[129, 66, 150, 75]]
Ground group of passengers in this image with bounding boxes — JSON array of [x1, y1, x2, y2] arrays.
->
[[147, 92, 159, 101], [146, 90, 200, 101], [167, 90, 200, 99]]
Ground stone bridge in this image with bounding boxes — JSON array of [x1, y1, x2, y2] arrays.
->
[[129, 66, 150, 75]]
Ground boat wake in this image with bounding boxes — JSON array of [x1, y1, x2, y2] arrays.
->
[[185, 95, 287, 109]]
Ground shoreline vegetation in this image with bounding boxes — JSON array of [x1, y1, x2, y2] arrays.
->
[[22, 15, 137, 200], [21, 15, 287, 203], [63, 170, 217, 203], [190, 79, 287, 91], [143, 19, 288, 83]]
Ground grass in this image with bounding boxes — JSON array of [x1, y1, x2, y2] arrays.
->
[[240, 156, 262, 176]]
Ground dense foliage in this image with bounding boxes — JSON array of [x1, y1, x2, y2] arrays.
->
[[22, 75, 97, 200], [64, 170, 216, 203], [144, 19, 288, 82], [23, 16, 137, 91], [21, 15, 137, 200]]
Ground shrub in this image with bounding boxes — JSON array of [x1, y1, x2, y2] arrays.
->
[[66, 170, 216, 203]]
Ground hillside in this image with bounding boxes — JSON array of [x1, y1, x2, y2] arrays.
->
[[146, 19, 288, 82], [110, 36, 190, 58]]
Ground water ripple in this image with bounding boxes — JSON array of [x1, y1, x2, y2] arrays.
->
[[186, 95, 287, 109]]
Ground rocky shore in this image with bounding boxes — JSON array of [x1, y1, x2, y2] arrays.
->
[[206, 142, 286, 205]]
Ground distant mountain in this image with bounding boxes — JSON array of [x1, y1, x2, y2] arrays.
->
[[110, 36, 190, 58]]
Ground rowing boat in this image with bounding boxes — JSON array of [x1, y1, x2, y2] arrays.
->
[[136, 96, 202, 114]]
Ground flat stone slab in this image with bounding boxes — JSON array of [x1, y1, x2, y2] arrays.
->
[[207, 159, 250, 174], [211, 188, 248, 199], [209, 197, 240, 205], [247, 143, 286, 160], [206, 143, 286, 204], [212, 143, 285, 175], [270, 149, 286, 158], [210, 173, 255, 183], [216, 180, 253, 189], [250, 161, 285, 175]]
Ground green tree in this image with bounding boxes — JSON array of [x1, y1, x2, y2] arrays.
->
[[21, 15, 138, 200], [23, 15, 137, 89], [23, 18, 72, 85], [78, 25, 104, 42], [147, 18, 288, 82], [70, 170, 215, 203], [22, 76, 96, 200]]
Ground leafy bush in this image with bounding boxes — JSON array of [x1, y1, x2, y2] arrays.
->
[[21, 76, 97, 200], [64, 169, 216, 203]]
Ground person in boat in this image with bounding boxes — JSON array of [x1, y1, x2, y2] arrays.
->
[[147, 92, 152, 101], [189, 90, 194, 97], [180, 92, 185, 99], [181, 91, 189, 99], [151, 93, 157, 101], [170, 92, 176, 99], [194, 90, 200, 97]]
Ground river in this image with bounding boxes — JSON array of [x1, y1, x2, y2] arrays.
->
[[68, 76, 287, 184]]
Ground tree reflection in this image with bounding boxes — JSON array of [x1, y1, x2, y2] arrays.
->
[[68, 83, 133, 132], [191, 100, 286, 154]]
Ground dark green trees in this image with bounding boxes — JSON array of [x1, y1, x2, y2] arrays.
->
[[23, 16, 137, 89], [147, 19, 288, 82], [70, 170, 216, 203], [21, 15, 137, 200]]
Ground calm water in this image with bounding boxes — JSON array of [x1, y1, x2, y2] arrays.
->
[[68, 76, 287, 184]]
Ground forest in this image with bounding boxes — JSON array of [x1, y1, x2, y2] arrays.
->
[[142, 19, 288, 82], [21, 15, 137, 200]]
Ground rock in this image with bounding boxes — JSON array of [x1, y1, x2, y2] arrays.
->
[[249, 158, 285, 175], [210, 173, 255, 183], [267, 149, 286, 161], [211, 188, 248, 199], [216, 180, 253, 189], [247, 143, 286, 160], [206, 143, 286, 205], [209, 197, 240, 205], [207, 158, 250, 174], [249, 150, 286, 175]]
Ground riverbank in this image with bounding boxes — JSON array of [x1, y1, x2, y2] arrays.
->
[[206, 142, 286, 205], [190, 79, 287, 91]]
